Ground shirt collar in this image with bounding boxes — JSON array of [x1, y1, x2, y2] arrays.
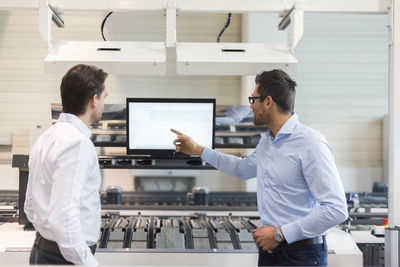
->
[[58, 113, 91, 139], [266, 113, 299, 142]]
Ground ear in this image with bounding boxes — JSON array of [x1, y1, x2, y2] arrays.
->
[[265, 96, 273, 109], [88, 94, 99, 110]]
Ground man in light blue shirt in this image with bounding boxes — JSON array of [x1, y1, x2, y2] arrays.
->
[[171, 69, 348, 266]]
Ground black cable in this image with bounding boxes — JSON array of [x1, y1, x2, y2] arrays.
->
[[101, 11, 113, 41], [216, 13, 232, 43]]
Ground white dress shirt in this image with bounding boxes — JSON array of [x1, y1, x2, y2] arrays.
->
[[25, 113, 101, 266]]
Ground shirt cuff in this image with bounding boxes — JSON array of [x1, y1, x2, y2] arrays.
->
[[281, 221, 301, 244], [84, 254, 98, 266], [201, 147, 215, 162]]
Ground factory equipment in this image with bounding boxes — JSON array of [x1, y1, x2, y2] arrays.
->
[[97, 213, 259, 251], [50, 103, 266, 150], [3, 102, 368, 266]]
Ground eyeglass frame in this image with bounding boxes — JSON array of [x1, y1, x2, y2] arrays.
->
[[248, 96, 265, 105]]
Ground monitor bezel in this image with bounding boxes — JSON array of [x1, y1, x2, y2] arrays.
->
[[126, 97, 216, 158]]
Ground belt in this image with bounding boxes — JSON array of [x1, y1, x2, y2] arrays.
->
[[34, 232, 96, 255], [283, 235, 325, 252]]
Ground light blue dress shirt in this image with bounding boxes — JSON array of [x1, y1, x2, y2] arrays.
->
[[201, 113, 348, 244]]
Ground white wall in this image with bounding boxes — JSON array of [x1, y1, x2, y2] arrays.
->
[[244, 12, 388, 192], [296, 13, 388, 192], [0, 10, 389, 193]]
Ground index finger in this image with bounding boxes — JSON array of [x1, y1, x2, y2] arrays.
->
[[171, 129, 183, 136]]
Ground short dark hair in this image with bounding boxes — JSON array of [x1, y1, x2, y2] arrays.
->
[[255, 69, 296, 113], [60, 64, 108, 115]]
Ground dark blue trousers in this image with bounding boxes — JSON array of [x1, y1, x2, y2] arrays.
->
[[258, 243, 327, 267], [29, 245, 73, 265]]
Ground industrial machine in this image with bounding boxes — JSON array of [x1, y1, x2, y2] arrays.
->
[[2, 102, 386, 266]]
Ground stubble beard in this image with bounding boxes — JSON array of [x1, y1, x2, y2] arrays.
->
[[253, 116, 262, 126], [93, 117, 101, 124], [91, 110, 102, 124], [253, 111, 269, 126]]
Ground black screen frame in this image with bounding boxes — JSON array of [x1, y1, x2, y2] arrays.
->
[[126, 98, 216, 158]]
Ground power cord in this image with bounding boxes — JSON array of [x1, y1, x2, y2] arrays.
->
[[101, 11, 113, 41], [216, 13, 232, 43]]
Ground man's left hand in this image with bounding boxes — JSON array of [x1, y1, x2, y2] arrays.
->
[[251, 225, 280, 251]]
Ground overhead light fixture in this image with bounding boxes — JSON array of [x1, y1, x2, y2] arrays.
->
[[44, 41, 166, 75], [176, 42, 297, 75], [39, 2, 303, 75]]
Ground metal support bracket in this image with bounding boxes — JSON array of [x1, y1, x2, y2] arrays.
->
[[277, 1, 304, 53], [289, 1, 304, 53], [164, 0, 177, 48], [388, 0, 394, 46], [38, 0, 53, 50]]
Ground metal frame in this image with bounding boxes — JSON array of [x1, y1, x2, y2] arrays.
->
[[0, 0, 389, 13], [386, 0, 400, 265], [10, 155, 29, 225], [34, 0, 304, 75], [40, 0, 304, 51]]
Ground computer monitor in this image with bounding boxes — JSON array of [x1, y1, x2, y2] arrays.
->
[[126, 98, 216, 158]]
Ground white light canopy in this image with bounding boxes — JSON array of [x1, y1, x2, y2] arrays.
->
[[36, 0, 307, 75], [44, 41, 166, 75]]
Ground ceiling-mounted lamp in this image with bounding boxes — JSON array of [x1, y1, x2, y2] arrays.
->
[[44, 41, 166, 75], [176, 42, 297, 75], [39, 1, 302, 76]]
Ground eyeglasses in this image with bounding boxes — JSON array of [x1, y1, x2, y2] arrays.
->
[[248, 96, 264, 104]]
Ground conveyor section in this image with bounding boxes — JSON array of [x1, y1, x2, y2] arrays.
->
[[97, 215, 260, 251], [155, 219, 185, 249], [210, 219, 234, 250], [131, 218, 149, 249], [230, 218, 257, 250], [190, 219, 210, 249], [107, 218, 128, 248]]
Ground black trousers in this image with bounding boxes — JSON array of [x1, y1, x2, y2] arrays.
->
[[29, 244, 73, 265]]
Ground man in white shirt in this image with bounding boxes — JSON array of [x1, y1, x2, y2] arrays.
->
[[25, 64, 108, 265]]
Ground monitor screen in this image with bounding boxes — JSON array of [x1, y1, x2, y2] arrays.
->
[[126, 98, 215, 158]]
